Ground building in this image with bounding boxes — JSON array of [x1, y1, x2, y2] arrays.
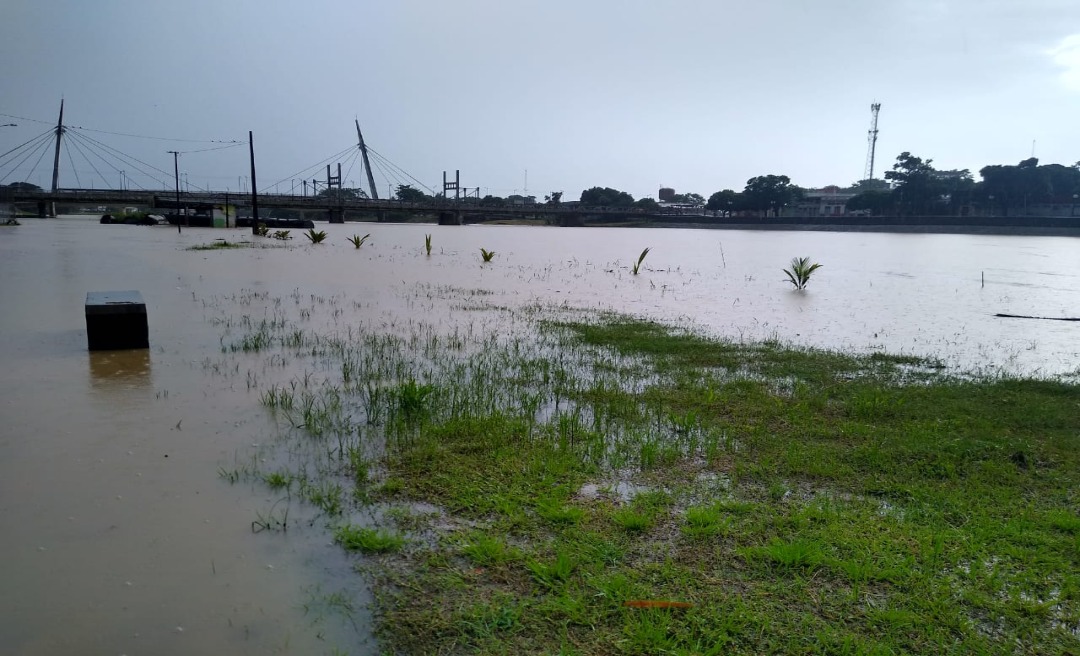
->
[[791, 185, 860, 217]]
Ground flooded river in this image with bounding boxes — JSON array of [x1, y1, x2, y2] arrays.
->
[[0, 217, 1076, 655]]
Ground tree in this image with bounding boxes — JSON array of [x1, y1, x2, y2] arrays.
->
[[395, 185, 428, 203], [670, 192, 706, 207], [884, 152, 943, 214], [979, 158, 1080, 216], [2, 182, 43, 192], [480, 195, 506, 207], [706, 189, 740, 213], [544, 191, 563, 205], [316, 187, 366, 201], [848, 178, 891, 193], [580, 186, 634, 207], [846, 191, 893, 215], [635, 197, 659, 211], [741, 175, 800, 216]]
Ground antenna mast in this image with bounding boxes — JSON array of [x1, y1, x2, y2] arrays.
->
[[355, 120, 379, 200], [863, 102, 881, 181]]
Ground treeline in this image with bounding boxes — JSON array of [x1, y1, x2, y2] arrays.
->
[[851, 154, 1080, 216], [569, 154, 1080, 217]]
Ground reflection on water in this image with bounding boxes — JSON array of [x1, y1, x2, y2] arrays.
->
[[0, 217, 1077, 655], [88, 348, 152, 390]]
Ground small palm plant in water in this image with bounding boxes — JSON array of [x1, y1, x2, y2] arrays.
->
[[783, 256, 823, 290], [304, 228, 328, 244], [347, 233, 371, 249], [424, 234, 432, 256], [480, 248, 496, 263], [631, 247, 651, 275]]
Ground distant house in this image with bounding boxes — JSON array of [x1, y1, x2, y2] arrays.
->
[[792, 185, 859, 217]]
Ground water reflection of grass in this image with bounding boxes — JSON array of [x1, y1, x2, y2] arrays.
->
[[212, 293, 1079, 655]]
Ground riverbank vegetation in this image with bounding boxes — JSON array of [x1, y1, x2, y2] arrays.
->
[[214, 292, 1079, 655]]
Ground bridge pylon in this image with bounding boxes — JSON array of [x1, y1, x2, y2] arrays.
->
[[47, 100, 65, 217]]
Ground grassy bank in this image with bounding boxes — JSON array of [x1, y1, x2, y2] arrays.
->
[[216, 294, 1079, 655]]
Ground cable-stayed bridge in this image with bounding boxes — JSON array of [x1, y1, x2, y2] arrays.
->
[[0, 102, 646, 225]]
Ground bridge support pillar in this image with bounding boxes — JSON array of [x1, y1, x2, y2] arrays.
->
[[558, 213, 583, 227], [37, 201, 49, 218], [438, 211, 462, 226], [328, 208, 344, 224]]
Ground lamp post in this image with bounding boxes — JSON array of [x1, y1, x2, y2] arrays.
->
[[1072, 194, 1077, 217], [988, 195, 994, 217]]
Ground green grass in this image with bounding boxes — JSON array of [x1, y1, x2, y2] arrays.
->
[[237, 307, 1080, 655], [334, 525, 405, 553], [461, 532, 520, 566], [186, 240, 252, 250], [612, 507, 652, 532]]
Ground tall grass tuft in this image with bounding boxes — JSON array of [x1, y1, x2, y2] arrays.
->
[[347, 233, 371, 248], [305, 228, 328, 244], [334, 525, 405, 553], [480, 248, 496, 263], [424, 234, 432, 256], [783, 256, 822, 290], [631, 247, 650, 275]]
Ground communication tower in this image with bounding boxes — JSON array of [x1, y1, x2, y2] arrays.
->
[[863, 103, 881, 181]]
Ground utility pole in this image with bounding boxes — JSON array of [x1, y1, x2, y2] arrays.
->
[[249, 131, 259, 235], [168, 150, 181, 233]]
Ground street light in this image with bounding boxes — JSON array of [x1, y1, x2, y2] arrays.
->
[[1072, 194, 1077, 217]]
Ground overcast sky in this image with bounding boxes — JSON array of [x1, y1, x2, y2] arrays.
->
[[3, 0, 1079, 200]]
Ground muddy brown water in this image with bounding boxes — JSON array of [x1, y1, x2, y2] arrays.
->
[[1, 217, 1077, 655]]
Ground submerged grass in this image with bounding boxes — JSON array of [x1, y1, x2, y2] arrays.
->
[[186, 240, 253, 250], [226, 298, 1079, 655]]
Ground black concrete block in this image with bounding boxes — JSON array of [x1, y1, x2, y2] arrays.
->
[[86, 290, 149, 351]]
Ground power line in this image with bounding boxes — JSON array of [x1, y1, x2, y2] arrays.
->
[[0, 112, 243, 143], [260, 144, 357, 193], [174, 142, 247, 154], [0, 112, 53, 126]]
